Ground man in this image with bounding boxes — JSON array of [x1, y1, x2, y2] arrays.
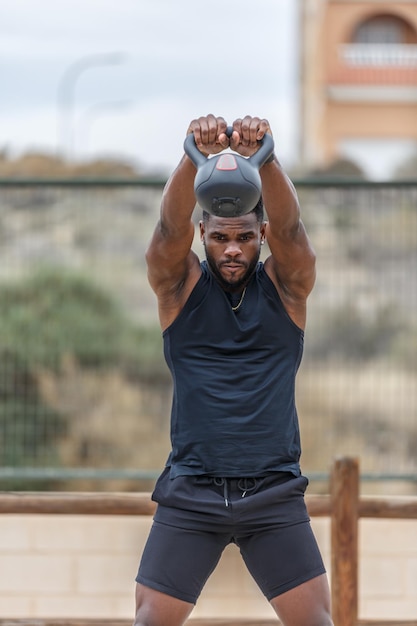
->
[[134, 114, 333, 626]]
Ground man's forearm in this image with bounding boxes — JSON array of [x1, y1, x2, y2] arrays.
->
[[260, 158, 301, 236], [160, 155, 198, 237]]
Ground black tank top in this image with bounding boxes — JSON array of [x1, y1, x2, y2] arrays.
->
[[163, 261, 304, 478]]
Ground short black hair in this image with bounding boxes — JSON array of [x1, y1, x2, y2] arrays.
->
[[202, 196, 264, 224]]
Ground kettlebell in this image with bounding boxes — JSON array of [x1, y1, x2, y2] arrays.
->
[[184, 126, 274, 217]]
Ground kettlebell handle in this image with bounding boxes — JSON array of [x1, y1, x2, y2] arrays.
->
[[184, 125, 274, 169]]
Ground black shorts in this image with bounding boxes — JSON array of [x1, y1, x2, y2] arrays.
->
[[136, 468, 326, 604]]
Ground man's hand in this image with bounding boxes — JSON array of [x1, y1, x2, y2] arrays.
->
[[229, 116, 272, 158], [186, 114, 229, 157]]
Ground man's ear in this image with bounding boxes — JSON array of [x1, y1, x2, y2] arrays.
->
[[260, 221, 267, 242], [199, 220, 205, 243]]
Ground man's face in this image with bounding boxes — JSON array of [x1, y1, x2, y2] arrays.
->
[[199, 213, 266, 291]]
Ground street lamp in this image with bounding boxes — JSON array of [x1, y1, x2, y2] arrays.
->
[[57, 52, 125, 160], [77, 100, 132, 155]]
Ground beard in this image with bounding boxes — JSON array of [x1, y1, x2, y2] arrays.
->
[[204, 246, 261, 292]]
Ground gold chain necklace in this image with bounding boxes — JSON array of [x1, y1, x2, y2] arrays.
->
[[231, 287, 247, 312]]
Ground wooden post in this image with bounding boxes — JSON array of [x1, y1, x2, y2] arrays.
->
[[330, 457, 359, 626]]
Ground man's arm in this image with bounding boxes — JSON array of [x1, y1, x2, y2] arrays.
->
[[145, 115, 229, 329], [229, 116, 316, 329], [146, 156, 197, 292], [261, 156, 316, 331], [261, 157, 316, 302]]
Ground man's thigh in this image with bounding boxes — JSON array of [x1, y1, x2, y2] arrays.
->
[[270, 574, 333, 626], [236, 519, 326, 600], [136, 520, 231, 604]]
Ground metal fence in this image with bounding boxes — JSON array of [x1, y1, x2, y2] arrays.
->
[[0, 179, 416, 491]]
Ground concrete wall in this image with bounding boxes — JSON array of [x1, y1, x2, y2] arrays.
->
[[0, 514, 416, 621]]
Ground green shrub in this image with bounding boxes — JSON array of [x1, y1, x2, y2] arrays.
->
[[0, 268, 168, 378], [0, 269, 168, 488]]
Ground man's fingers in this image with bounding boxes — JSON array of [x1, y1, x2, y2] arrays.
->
[[188, 115, 228, 151], [229, 116, 272, 154]]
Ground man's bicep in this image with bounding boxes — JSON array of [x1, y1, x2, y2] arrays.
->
[[266, 225, 316, 300], [145, 222, 195, 288], [147, 250, 201, 306]]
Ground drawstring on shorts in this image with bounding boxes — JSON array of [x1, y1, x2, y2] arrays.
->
[[213, 477, 258, 507], [237, 477, 258, 498], [213, 477, 229, 506]]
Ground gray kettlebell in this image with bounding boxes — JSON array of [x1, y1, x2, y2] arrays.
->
[[184, 126, 274, 217]]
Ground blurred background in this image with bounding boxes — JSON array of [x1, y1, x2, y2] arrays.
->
[[0, 0, 416, 494]]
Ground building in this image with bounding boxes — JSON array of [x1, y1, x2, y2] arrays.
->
[[299, 0, 417, 179]]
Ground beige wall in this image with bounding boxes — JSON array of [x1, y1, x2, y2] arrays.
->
[[0, 514, 416, 621], [324, 100, 417, 161], [300, 0, 417, 171]]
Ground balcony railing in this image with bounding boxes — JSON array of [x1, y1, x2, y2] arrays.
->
[[340, 43, 417, 67]]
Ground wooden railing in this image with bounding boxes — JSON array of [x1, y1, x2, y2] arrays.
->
[[1, 457, 416, 626]]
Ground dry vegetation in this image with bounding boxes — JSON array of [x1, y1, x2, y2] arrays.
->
[[0, 150, 140, 179]]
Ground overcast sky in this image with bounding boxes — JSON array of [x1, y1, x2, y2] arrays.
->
[[1, 0, 300, 174]]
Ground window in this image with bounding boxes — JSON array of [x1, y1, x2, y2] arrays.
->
[[354, 16, 405, 44]]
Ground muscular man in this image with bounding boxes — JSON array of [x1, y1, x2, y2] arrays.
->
[[134, 114, 333, 626]]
